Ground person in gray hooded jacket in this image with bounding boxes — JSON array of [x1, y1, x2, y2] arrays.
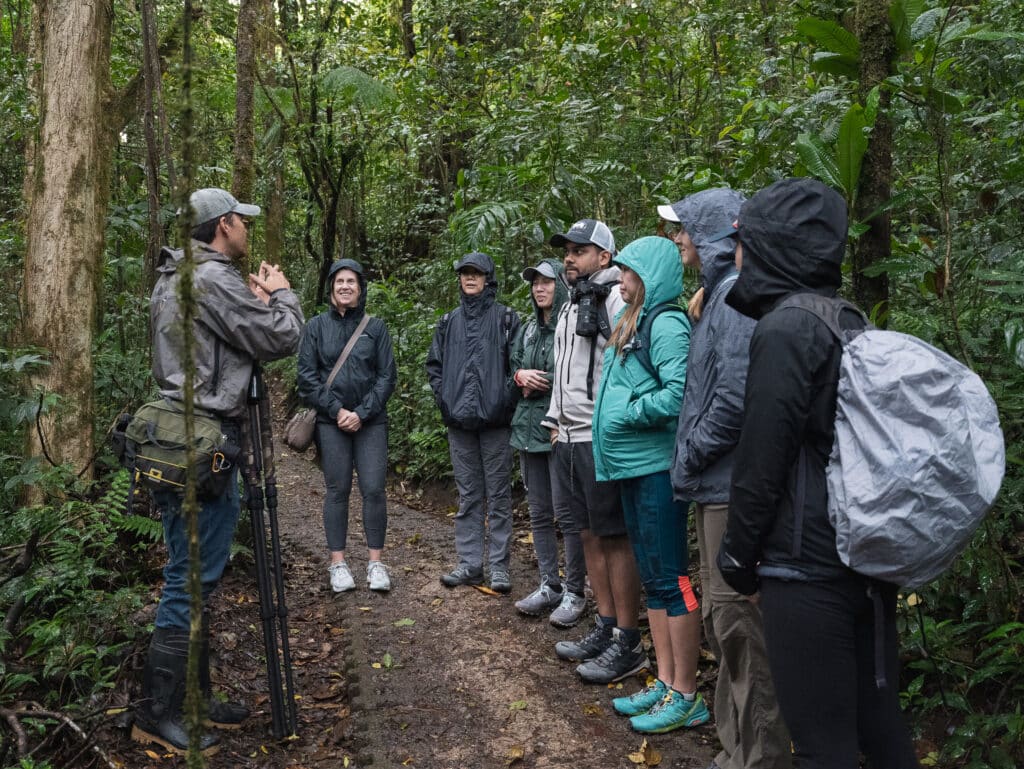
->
[[664, 189, 791, 769], [136, 188, 303, 755], [426, 252, 521, 593], [298, 258, 397, 594]]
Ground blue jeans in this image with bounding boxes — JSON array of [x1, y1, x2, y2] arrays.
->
[[153, 468, 241, 630], [620, 471, 697, 616]]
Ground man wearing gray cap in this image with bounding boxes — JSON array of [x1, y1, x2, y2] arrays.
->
[[542, 219, 646, 684], [426, 251, 521, 593], [133, 188, 304, 755]]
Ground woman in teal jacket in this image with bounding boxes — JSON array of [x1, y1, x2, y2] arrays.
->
[[593, 235, 707, 734]]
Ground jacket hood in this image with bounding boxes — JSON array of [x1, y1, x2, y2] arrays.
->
[[614, 236, 684, 312], [156, 241, 230, 274], [527, 258, 569, 329], [326, 258, 368, 313], [726, 178, 847, 320], [671, 188, 745, 291]]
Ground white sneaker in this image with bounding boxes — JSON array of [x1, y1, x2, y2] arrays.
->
[[366, 561, 391, 592], [329, 561, 355, 592]]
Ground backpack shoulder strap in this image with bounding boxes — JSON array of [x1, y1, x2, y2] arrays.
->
[[634, 302, 687, 384], [596, 283, 618, 340], [776, 293, 869, 345]]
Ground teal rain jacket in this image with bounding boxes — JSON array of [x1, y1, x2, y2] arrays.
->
[[592, 236, 690, 481]]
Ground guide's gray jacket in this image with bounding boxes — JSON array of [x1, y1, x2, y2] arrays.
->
[[151, 241, 304, 418]]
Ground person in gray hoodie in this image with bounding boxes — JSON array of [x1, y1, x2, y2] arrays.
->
[[665, 189, 790, 769]]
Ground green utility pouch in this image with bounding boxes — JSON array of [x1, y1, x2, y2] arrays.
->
[[116, 399, 240, 500]]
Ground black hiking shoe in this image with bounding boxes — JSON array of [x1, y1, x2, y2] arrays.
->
[[440, 565, 484, 587], [576, 628, 650, 684], [554, 619, 613, 662]]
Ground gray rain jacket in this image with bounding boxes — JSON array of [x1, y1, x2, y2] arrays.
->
[[542, 266, 625, 443], [670, 189, 755, 504], [151, 242, 304, 418]]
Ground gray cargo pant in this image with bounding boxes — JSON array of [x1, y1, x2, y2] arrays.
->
[[448, 426, 513, 573], [696, 502, 792, 769]]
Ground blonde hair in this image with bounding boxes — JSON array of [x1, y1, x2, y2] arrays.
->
[[609, 279, 646, 356], [688, 286, 706, 321]]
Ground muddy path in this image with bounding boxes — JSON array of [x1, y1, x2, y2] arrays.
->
[[109, 404, 720, 769]]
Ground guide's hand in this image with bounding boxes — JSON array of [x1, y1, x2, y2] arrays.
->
[[250, 262, 291, 297]]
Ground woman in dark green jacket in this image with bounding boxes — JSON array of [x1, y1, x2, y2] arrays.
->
[[509, 259, 585, 627]]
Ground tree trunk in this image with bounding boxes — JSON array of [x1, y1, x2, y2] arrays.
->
[[21, 0, 113, 478], [140, 0, 163, 288], [400, 0, 416, 60], [233, 0, 258, 205], [853, 0, 893, 322], [261, 0, 285, 264]]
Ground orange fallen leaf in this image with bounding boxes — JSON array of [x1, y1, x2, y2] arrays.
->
[[473, 585, 500, 596]]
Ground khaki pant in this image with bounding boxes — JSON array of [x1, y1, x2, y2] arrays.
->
[[695, 503, 791, 769]]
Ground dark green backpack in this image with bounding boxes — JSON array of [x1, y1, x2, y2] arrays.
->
[[627, 302, 689, 385]]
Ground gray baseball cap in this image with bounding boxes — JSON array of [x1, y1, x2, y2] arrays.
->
[[549, 219, 616, 254], [188, 188, 261, 225], [521, 260, 558, 282]]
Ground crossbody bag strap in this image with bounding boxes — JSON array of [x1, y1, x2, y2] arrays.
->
[[324, 313, 372, 389]]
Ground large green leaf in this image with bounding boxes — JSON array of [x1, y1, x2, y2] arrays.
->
[[810, 51, 859, 80], [321, 66, 395, 108], [837, 104, 869, 200], [890, 0, 925, 53], [795, 133, 843, 191], [796, 17, 860, 59]]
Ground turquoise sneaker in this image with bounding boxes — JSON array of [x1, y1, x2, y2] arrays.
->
[[612, 679, 669, 716], [629, 691, 710, 734]]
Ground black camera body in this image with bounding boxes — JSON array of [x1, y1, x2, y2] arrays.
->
[[572, 278, 612, 338]]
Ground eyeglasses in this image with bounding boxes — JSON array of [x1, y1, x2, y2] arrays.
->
[[658, 220, 682, 239]]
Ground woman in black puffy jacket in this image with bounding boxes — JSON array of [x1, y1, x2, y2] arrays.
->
[[297, 259, 397, 594]]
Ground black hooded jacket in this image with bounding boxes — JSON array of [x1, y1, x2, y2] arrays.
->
[[717, 179, 865, 594], [297, 259, 397, 426], [425, 252, 521, 430]]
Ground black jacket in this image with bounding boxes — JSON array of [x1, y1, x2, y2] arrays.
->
[[718, 178, 863, 595], [425, 252, 521, 430], [297, 260, 397, 426]]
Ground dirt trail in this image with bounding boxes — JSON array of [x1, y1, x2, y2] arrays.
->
[[110, 412, 719, 769]]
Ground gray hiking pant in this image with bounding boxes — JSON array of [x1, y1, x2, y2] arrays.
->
[[448, 426, 513, 572], [695, 502, 791, 769], [317, 420, 388, 551], [521, 450, 584, 590]]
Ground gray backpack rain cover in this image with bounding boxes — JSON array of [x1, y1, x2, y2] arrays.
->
[[781, 294, 1005, 589]]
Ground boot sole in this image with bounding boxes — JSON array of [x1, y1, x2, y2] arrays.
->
[[204, 719, 245, 730], [549, 614, 584, 629], [131, 724, 221, 755], [577, 657, 650, 684], [631, 712, 711, 734]]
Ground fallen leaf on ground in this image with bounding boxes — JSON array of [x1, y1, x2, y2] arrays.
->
[[473, 585, 500, 596], [509, 700, 527, 711], [582, 703, 604, 716], [627, 738, 662, 766], [506, 745, 525, 765], [394, 618, 416, 627]]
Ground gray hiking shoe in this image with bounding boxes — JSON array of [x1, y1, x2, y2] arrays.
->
[[554, 619, 613, 661], [514, 581, 562, 616], [489, 568, 512, 594], [549, 591, 586, 628], [440, 565, 484, 588], [576, 628, 649, 684]]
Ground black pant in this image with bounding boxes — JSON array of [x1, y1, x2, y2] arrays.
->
[[760, 577, 920, 769]]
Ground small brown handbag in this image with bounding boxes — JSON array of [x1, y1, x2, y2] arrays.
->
[[283, 314, 371, 451]]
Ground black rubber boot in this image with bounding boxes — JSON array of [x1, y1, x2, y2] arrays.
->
[[131, 627, 220, 755], [200, 612, 250, 729]]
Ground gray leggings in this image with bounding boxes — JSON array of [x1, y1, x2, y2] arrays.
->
[[316, 419, 388, 551]]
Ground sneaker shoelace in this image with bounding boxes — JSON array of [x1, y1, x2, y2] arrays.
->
[[629, 683, 660, 704], [647, 693, 674, 715]]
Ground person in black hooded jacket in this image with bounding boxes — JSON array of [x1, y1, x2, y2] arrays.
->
[[426, 252, 521, 593], [717, 178, 920, 768], [298, 259, 397, 593]]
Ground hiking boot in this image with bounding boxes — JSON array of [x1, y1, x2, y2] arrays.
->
[[440, 565, 484, 588], [612, 679, 669, 717], [490, 569, 512, 594], [549, 591, 587, 628], [554, 619, 613, 662], [576, 628, 649, 684], [199, 614, 249, 730], [367, 561, 391, 592], [515, 581, 562, 616], [329, 561, 355, 593], [629, 690, 710, 734], [132, 628, 220, 755]]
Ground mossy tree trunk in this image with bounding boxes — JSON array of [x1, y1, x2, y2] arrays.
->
[[21, 0, 113, 480]]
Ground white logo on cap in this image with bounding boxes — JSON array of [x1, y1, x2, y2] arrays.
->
[[570, 221, 588, 232]]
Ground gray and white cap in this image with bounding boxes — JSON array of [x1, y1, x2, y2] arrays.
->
[[549, 219, 616, 255], [521, 261, 558, 282], [188, 187, 261, 225]]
